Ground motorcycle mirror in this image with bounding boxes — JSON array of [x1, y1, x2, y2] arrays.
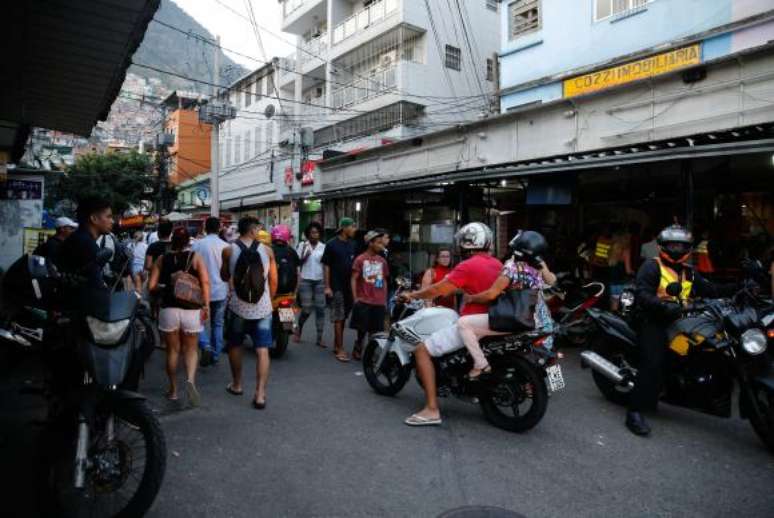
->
[[96, 248, 113, 267], [666, 282, 682, 298]]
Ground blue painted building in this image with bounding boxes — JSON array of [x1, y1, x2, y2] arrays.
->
[[499, 0, 774, 111]]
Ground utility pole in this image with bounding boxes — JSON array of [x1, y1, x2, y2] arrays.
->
[[210, 35, 221, 218]]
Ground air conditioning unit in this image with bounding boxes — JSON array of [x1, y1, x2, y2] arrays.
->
[[381, 50, 397, 67]]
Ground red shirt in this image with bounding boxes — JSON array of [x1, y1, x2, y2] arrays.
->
[[431, 264, 455, 309], [352, 252, 390, 306], [446, 253, 503, 316]]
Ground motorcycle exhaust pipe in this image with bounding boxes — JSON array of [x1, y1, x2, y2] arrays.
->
[[580, 351, 633, 388]]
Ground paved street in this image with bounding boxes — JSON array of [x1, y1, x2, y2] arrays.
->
[[135, 327, 774, 518]]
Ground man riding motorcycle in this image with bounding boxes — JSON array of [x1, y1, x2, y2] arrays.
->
[[626, 224, 737, 436], [399, 222, 502, 426]]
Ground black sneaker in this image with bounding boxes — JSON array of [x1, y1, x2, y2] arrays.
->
[[625, 411, 651, 437]]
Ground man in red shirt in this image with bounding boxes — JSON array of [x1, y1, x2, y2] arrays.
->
[[350, 230, 389, 360], [400, 222, 502, 426]]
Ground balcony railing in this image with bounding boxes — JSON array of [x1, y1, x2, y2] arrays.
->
[[331, 65, 397, 108], [278, 56, 296, 82], [332, 0, 399, 46], [282, 0, 306, 18], [300, 34, 328, 67]]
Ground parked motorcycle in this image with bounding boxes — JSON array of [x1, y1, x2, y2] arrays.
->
[[270, 292, 296, 358], [581, 281, 774, 453], [545, 272, 605, 346], [0, 252, 166, 517], [363, 278, 565, 432]]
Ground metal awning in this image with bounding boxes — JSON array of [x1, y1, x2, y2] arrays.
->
[[0, 0, 160, 161], [317, 123, 774, 199]]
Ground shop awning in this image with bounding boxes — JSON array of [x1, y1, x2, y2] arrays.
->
[[0, 0, 160, 161], [317, 123, 774, 199]]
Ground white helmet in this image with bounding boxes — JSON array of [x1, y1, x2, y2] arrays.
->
[[455, 222, 493, 251]]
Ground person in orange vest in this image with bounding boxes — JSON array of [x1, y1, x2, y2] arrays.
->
[[591, 225, 614, 295], [625, 225, 737, 437], [694, 230, 714, 276]]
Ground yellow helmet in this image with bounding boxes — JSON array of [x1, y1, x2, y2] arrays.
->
[[257, 230, 271, 245]]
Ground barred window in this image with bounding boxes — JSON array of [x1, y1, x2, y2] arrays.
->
[[595, 0, 649, 21], [486, 0, 498, 11], [444, 44, 461, 71], [508, 0, 540, 40]]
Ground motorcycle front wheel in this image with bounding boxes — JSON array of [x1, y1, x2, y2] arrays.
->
[[746, 386, 774, 454], [478, 357, 548, 433], [38, 398, 167, 518], [363, 339, 411, 396]]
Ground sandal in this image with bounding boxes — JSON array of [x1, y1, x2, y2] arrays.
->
[[226, 384, 244, 396], [351, 346, 363, 361], [252, 398, 266, 410], [316, 341, 327, 349], [404, 414, 442, 427], [466, 365, 492, 380], [185, 380, 201, 407], [334, 350, 350, 363]]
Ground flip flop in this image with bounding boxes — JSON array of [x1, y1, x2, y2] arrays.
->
[[404, 414, 442, 427], [334, 350, 350, 363], [226, 384, 244, 396], [185, 381, 201, 407], [316, 341, 328, 349], [252, 399, 266, 410]]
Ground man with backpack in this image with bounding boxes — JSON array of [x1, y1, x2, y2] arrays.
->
[[221, 216, 278, 409], [270, 224, 300, 297]]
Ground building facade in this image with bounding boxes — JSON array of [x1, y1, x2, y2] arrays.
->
[[162, 91, 213, 186]]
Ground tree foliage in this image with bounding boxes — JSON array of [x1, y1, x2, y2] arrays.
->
[[46, 151, 156, 216]]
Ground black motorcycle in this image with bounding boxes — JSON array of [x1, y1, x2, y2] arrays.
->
[[1, 252, 166, 517], [363, 278, 565, 433], [581, 282, 774, 452]]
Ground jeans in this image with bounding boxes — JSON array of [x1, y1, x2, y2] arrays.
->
[[199, 299, 226, 360], [297, 278, 326, 342]]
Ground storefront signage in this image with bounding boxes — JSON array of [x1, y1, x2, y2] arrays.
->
[[1, 178, 43, 200], [563, 44, 701, 98], [284, 166, 294, 187], [23, 228, 55, 255], [301, 160, 318, 186]]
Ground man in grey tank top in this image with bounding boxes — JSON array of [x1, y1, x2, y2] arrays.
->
[[220, 217, 278, 409]]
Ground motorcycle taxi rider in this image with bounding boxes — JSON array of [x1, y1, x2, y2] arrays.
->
[[398, 222, 503, 427], [626, 224, 737, 437]]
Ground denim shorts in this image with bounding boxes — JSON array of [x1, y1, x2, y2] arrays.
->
[[225, 309, 273, 349]]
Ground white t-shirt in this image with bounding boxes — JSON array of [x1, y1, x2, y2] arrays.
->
[[296, 241, 325, 281], [192, 234, 229, 302], [131, 242, 148, 272]]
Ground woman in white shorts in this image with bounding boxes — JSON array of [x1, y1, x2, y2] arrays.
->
[[149, 227, 210, 405], [129, 230, 148, 293]]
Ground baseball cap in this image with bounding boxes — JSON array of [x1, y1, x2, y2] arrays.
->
[[337, 216, 355, 232], [364, 230, 385, 243], [55, 217, 78, 229]]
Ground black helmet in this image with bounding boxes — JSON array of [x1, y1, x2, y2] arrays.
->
[[657, 224, 693, 263], [509, 230, 548, 267]]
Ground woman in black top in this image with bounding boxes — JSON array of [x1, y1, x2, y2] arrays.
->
[[149, 227, 210, 405]]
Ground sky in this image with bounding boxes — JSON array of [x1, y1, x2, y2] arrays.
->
[[173, 0, 296, 69]]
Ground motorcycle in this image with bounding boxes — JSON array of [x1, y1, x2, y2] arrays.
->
[[362, 278, 565, 433], [270, 292, 296, 358], [0, 251, 166, 517], [581, 281, 774, 453], [545, 272, 605, 347]]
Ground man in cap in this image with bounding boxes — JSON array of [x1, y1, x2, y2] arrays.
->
[[321, 217, 357, 362], [349, 230, 389, 360], [34, 216, 78, 268]]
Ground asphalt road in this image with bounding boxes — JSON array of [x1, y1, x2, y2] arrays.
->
[[139, 326, 774, 518], [3, 325, 773, 518]]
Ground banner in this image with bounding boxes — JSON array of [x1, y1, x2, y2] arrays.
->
[[23, 228, 55, 255]]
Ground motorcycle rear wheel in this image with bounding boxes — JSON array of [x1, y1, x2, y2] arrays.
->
[[270, 328, 289, 358], [363, 339, 411, 396], [747, 386, 774, 454], [478, 357, 548, 433], [38, 398, 167, 518]]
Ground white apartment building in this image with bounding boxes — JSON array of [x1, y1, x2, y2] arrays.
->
[[277, 0, 501, 197]]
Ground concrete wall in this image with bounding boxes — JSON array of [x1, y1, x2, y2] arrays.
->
[[167, 109, 211, 185]]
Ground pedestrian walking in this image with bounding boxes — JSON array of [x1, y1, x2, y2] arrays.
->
[[145, 220, 173, 317], [294, 222, 327, 348], [148, 227, 211, 406], [129, 230, 148, 294], [349, 230, 389, 361], [192, 217, 229, 367], [221, 217, 278, 409], [321, 217, 357, 362]]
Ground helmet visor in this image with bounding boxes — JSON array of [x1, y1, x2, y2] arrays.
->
[[662, 242, 691, 260]]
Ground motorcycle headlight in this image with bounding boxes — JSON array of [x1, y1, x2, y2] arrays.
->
[[741, 329, 767, 356], [620, 291, 635, 308], [86, 316, 131, 346]]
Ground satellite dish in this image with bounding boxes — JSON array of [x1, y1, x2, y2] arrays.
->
[[264, 104, 276, 119]]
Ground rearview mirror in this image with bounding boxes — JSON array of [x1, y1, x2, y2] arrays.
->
[[665, 282, 682, 298]]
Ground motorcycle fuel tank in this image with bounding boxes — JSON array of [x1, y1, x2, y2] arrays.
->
[[399, 307, 459, 339]]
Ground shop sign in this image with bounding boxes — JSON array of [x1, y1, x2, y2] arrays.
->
[[23, 228, 55, 255], [563, 44, 701, 98], [119, 215, 146, 228], [1, 179, 43, 200], [301, 160, 318, 186], [284, 166, 294, 187]]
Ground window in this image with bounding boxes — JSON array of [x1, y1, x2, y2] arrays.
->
[[245, 82, 253, 107], [245, 129, 252, 159], [486, 58, 494, 81], [234, 135, 241, 164], [508, 0, 540, 39], [255, 125, 262, 155], [595, 0, 649, 21], [444, 45, 461, 71], [486, 0, 498, 12], [256, 77, 263, 100]]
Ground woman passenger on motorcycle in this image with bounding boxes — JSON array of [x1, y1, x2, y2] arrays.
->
[[458, 231, 556, 379], [420, 248, 456, 309], [149, 226, 211, 405]]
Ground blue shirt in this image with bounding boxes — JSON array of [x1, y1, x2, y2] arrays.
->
[[192, 234, 229, 301]]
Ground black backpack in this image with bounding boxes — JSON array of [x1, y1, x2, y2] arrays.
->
[[273, 245, 298, 294], [233, 241, 265, 303]]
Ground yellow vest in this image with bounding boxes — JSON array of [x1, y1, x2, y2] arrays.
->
[[593, 238, 612, 266], [655, 258, 692, 302]]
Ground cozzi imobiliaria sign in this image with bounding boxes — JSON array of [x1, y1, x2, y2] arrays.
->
[[563, 44, 701, 98]]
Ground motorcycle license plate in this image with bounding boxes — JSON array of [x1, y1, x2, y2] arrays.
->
[[278, 308, 295, 323], [546, 364, 565, 392]]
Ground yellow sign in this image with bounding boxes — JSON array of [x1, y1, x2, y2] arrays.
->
[[563, 44, 701, 98], [24, 228, 55, 255]]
